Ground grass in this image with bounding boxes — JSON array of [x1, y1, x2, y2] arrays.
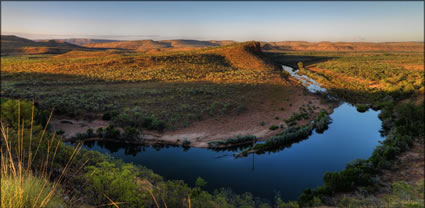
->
[[1, 42, 293, 132], [267, 51, 424, 103], [1, 174, 64, 208], [0, 101, 82, 208]]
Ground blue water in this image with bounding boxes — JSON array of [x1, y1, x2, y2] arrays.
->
[[78, 103, 383, 201]]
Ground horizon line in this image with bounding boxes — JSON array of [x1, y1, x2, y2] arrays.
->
[[2, 32, 424, 43]]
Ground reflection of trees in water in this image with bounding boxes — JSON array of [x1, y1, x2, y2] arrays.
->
[[208, 143, 252, 152], [90, 141, 186, 156], [81, 139, 275, 157], [95, 141, 146, 156], [249, 125, 331, 156]]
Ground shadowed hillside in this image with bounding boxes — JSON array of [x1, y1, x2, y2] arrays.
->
[[262, 41, 424, 52], [84, 39, 237, 52], [208, 41, 278, 71], [1, 35, 92, 55], [1, 41, 279, 83], [36, 38, 119, 46]]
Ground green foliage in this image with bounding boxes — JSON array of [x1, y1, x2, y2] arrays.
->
[[269, 125, 279, 130], [195, 177, 208, 188], [83, 161, 148, 207], [208, 135, 256, 148], [292, 51, 424, 103], [336, 180, 424, 208], [1, 100, 275, 208], [0, 99, 44, 128], [182, 139, 191, 147], [299, 100, 424, 206], [356, 104, 369, 112], [1, 173, 65, 208], [313, 110, 332, 133]]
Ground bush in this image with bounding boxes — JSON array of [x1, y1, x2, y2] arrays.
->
[[86, 128, 95, 137], [102, 112, 111, 121], [0, 99, 50, 128], [269, 125, 279, 130], [313, 110, 332, 133], [195, 177, 207, 188], [182, 139, 191, 147], [121, 126, 142, 141], [96, 127, 104, 137], [149, 119, 166, 132], [104, 125, 121, 139], [82, 162, 147, 207], [356, 104, 369, 112]]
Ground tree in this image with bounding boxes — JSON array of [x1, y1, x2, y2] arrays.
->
[[195, 177, 207, 188]]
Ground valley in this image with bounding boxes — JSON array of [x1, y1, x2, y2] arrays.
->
[[1, 34, 423, 207]]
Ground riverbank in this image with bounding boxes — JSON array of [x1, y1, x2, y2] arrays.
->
[[51, 86, 337, 148]]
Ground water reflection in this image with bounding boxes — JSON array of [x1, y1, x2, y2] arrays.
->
[[73, 103, 384, 201]]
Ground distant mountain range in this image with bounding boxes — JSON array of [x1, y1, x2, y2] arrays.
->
[[261, 41, 424, 52], [1, 35, 95, 55], [2, 35, 424, 55], [35, 38, 120, 46]]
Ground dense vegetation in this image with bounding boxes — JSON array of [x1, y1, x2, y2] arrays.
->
[[265, 50, 424, 206], [236, 110, 332, 157], [272, 51, 425, 207], [300, 52, 423, 103], [298, 100, 424, 206], [2, 99, 303, 207], [1, 42, 291, 133]]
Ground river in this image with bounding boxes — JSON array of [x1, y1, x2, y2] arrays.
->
[[75, 65, 384, 201]]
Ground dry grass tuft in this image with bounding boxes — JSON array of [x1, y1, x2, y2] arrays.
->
[[1, 100, 82, 208]]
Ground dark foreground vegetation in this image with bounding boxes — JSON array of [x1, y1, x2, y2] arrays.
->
[[1, 99, 303, 207]]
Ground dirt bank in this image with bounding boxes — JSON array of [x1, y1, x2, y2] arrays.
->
[[51, 86, 336, 148]]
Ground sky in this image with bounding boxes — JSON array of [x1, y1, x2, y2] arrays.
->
[[1, 1, 424, 42]]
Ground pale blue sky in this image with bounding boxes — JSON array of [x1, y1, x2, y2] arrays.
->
[[1, 1, 424, 42]]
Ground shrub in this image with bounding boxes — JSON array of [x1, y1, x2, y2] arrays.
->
[[356, 104, 369, 112], [149, 119, 166, 132], [104, 125, 121, 139], [96, 127, 104, 137], [195, 177, 207, 188], [313, 110, 332, 133], [102, 112, 111, 120], [82, 162, 147, 207], [269, 125, 279, 130], [56, 129, 65, 135], [86, 128, 95, 137], [182, 139, 191, 147]]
